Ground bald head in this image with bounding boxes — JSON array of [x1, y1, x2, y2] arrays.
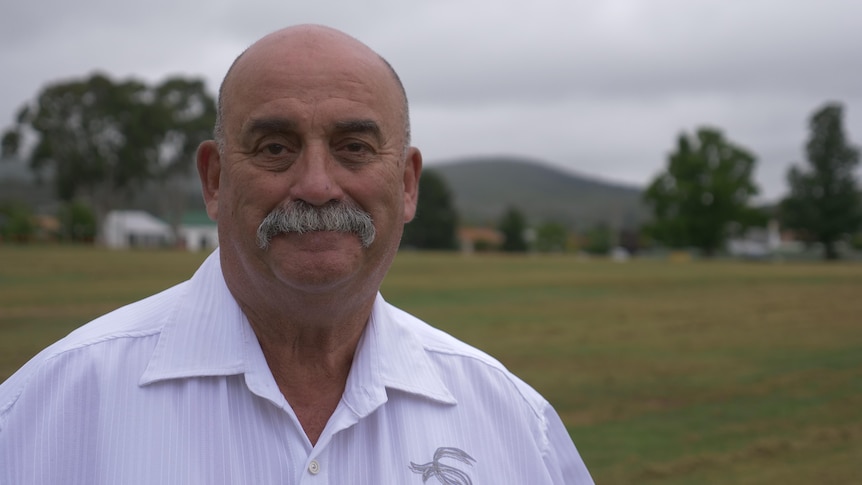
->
[[214, 25, 410, 153]]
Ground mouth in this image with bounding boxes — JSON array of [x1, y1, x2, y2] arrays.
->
[[269, 230, 364, 250]]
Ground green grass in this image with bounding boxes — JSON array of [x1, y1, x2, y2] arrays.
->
[[1, 246, 861, 483]]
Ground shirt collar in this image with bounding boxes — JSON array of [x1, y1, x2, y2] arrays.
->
[[140, 249, 251, 386], [140, 249, 456, 411], [341, 293, 457, 418]]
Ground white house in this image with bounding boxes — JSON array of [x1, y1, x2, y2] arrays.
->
[[726, 219, 787, 258], [103, 210, 173, 249], [178, 211, 219, 251]]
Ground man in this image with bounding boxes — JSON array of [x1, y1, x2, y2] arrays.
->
[[0, 25, 593, 484]]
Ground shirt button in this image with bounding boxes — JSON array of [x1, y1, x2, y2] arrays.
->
[[308, 460, 320, 475]]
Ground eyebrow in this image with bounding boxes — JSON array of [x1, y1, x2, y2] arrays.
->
[[332, 119, 382, 142], [244, 117, 297, 137], [241, 117, 383, 142]]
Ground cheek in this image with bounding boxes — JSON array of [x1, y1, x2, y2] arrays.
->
[[231, 171, 286, 214], [363, 177, 403, 215]]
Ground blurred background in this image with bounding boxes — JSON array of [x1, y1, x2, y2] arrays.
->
[[1, 1, 861, 483]]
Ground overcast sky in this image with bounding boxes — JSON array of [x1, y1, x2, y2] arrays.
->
[[2, 0, 861, 201]]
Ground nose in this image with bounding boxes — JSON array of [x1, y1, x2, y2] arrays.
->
[[288, 144, 344, 206]]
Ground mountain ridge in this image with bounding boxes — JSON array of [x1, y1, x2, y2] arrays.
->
[[428, 156, 648, 230]]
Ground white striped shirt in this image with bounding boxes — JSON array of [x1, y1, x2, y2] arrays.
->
[[0, 249, 593, 484]]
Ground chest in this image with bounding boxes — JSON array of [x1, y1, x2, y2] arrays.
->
[[65, 395, 548, 484]]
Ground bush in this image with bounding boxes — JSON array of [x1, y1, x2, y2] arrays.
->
[[0, 202, 36, 243], [59, 201, 97, 243]]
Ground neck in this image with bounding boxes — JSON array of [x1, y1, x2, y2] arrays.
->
[[240, 292, 375, 445], [248, 284, 374, 349]]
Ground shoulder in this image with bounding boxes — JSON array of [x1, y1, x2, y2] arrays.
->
[[386, 303, 549, 414], [0, 282, 188, 418], [384, 303, 594, 483]]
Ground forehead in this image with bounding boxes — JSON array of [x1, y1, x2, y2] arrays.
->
[[222, 31, 402, 133]]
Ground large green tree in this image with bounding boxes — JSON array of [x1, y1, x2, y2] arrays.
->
[[2, 73, 216, 236], [780, 103, 862, 260], [148, 78, 218, 237], [644, 128, 761, 257], [401, 169, 459, 250], [498, 206, 529, 252]]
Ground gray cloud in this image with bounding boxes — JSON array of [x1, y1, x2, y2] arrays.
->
[[2, 0, 861, 201]]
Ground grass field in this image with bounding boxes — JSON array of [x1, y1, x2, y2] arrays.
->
[[1, 246, 860, 483]]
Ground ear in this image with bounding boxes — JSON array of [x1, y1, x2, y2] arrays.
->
[[196, 140, 222, 221], [402, 147, 423, 223]]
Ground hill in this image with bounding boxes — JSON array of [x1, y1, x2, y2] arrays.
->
[[429, 156, 648, 230]]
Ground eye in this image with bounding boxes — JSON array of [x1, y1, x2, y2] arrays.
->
[[334, 141, 375, 167], [251, 141, 298, 172], [335, 139, 375, 158], [343, 142, 367, 153], [263, 143, 286, 155]]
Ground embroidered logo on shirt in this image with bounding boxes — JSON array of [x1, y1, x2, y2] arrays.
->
[[409, 446, 476, 485]]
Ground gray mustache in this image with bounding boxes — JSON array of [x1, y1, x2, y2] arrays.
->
[[256, 201, 376, 249]]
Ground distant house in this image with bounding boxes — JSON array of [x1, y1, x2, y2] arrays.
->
[[726, 219, 803, 258], [458, 227, 504, 253], [103, 210, 173, 249], [178, 211, 218, 251], [33, 214, 61, 242]]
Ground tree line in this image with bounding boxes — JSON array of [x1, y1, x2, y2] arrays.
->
[[2, 74, 861, 260], [644, 103, 861, 260]]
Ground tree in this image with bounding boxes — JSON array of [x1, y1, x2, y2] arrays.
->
[[0, 202, 36, 243], [780, 103, 862, 260], [2, 73, 216, 238], [535, 221, 568, 253], [644, 128, 761, 257], [584, 223, 613, 255], [401, 169, 459, 249], [498, 206, 529, 252], [148, 78, 219, 239], [58, 200, 97, 243], [1, 131, 19, 158]]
